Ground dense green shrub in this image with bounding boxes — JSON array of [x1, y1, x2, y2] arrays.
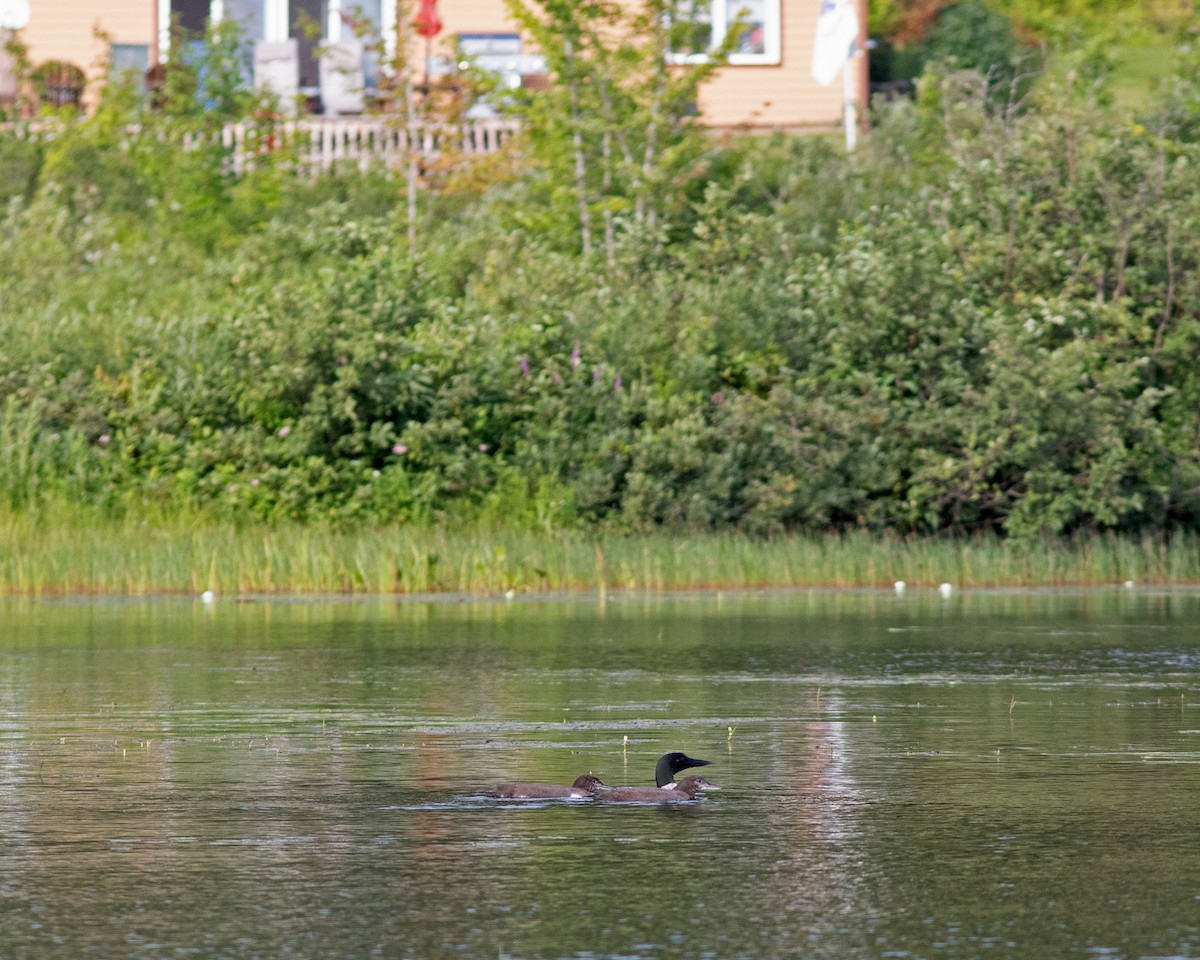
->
[[923, 1, 1031, 91], [2, 45, 1200, 539], [0, 136, 42, 203]]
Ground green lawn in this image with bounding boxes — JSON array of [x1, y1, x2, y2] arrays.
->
[[1111, 38, 1182, 109]]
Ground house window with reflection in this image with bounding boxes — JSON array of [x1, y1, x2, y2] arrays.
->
[[668, 0, 781, 65]]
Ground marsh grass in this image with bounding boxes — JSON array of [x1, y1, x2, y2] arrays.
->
[[2, 507, 1198, 596]]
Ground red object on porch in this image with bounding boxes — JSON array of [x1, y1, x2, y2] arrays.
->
[[413, 0, 442, 37]]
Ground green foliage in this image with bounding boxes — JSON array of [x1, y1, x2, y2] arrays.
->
[[877, 1, 1040, 101], [0, 135, 41, 202], [501, 0, 735, 257], [874, 0, 1195, 45], [157, 18, 268, 124], [924, 1, 1035, 94], [869, 0, 904, 37], [990, 0, 1194, 41], [3, 29, 1200, 542]]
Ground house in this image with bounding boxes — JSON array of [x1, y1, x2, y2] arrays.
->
[[5, 0, 867, 129]]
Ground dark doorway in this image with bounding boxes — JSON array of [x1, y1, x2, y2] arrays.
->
[[290, 0, 327, 89], [171, 0, 210, 38]]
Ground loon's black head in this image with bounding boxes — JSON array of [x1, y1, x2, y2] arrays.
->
[[655, 751, 711, 787]]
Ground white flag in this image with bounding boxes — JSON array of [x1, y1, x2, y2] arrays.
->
[[811, 0, 859, 87]]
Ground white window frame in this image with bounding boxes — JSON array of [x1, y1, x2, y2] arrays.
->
[[158, 0, 171, 59], [668, 0, 781, 67], [159, 0, 285, 55], [215, 0, 289, 43], [263, 0, 288, 43]]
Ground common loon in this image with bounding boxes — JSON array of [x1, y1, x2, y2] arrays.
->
[[489, 774, 605, 799], [595, 775, 719, 803], [654, 751, 711, 788]]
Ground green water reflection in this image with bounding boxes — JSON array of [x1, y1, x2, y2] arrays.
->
[[1, 589, 1198, 959]]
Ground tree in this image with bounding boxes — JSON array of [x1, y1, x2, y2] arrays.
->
[[502, 0, 737, 259]]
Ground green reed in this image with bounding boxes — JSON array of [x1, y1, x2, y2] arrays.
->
[[1, 507, 1198, 596]]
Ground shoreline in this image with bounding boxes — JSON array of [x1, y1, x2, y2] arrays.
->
[[4, 518, 1199, 597], [9, 581, 1200, 604]]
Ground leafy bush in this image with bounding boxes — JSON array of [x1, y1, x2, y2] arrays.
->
[[925, 1, 1024, 78], [2, 35, 1200, 540], [0, 136, 41, 203]]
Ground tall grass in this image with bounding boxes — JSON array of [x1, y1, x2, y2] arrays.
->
[[2, 507, 1197, 596]]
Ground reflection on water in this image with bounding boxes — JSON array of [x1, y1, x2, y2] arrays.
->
[[1, 589, 1199, 958]]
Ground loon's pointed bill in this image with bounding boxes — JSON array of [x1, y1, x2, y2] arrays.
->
[[654, 751, 712, 788]]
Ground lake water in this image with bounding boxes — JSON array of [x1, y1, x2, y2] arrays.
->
[[1, 589, 1198, 959]]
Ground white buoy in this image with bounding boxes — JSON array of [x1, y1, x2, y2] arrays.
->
[[894, 580, 906, 594], [504, 588, 516, 600], [938, 582, 953, 598], [200, 590, 215, 604], [1123, 580, 1135, 589]]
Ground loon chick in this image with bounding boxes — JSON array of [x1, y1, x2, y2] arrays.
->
[[655, 751, 711, 788], [489, 774, 605, 800], [596, 775, 719, 804]]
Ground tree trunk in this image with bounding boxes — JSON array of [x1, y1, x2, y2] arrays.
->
[[564, 36, 592, 256]]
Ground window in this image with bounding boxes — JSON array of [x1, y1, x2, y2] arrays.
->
[[171, 0, 210, 36], [290, 0, 326, 88], [457, 34, 546, 91], [334, 0, 383, 91], [668, 0, 780, 66], [224, 0, 266, 42], [110, 44, 150, 91]]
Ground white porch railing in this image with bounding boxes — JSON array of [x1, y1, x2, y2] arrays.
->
[[215, 117, 520, 175], [1, 117, 520, 176]]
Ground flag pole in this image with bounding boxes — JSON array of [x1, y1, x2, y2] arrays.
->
[[812, 0, 863, 153], [843, 42, 858, 153]]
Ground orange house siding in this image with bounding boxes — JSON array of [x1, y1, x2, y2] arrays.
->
[[20, 0, 156, 86], [432, 0, 510, 34], [13, 0, 866, 129], [430, 0, 867, 130], [699, 0, 867, 130]]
